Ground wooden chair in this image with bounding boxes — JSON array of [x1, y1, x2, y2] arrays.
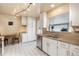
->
[[4, 38, 8, 46], [14, 33, 20, 43]]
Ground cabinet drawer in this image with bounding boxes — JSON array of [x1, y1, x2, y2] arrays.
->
[[58, 41, 69, 48], [70, 44, 79, 51], [49, 38, 57, 44], [43, 37, 48, 40]]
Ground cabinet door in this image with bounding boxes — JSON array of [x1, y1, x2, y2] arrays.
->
[[70, 50, 79, 56], [58, 47, 69, 56], [48, 39, 57, 56], [42, 37, 48, 53], [58, 41, 70, 56], [70, 44, 79, 56], [70, 4, 79, 26]]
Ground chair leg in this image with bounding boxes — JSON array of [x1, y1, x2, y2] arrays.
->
[[18, 38, 19, 43], [15, 38, 19, 43], [12, 38, 15, 45], [6, 40, 8, 45]]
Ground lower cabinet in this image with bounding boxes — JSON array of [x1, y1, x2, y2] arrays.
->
[[47, 39, 58, 56], [58, 41, 70, 56], [42, 37, 79, 56], [70, 44, 79, 56], [43, 37, 57, 56], [70, 50, 79, 56]]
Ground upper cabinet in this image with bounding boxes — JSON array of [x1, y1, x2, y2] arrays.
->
[[70, 4, 79, 32], [70, 4, 79, 26], [58, 41, 70, 56], [21, 16, 27, 26], [42, 37, 58, 56]]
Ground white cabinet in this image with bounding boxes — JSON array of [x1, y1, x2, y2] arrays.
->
[[21, 16, 27, 26], [58, 41, 70, 56], [42, 37, 79, 56], [22, 33, 28, 43], [48, 38, 58, 56], [70, 4, 79, 26], [70, 50, 79, 56], [42, 37, 57, 56], [70, 44, 79, 56]]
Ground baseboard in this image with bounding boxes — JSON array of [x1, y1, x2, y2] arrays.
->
[[22, 40, 36, 44]]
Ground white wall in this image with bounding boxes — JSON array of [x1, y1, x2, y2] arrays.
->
[[0, 15, 22, 35]]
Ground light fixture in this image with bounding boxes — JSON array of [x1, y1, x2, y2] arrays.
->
[[15, 3, 32, 15], [50, 4, 55, 8]]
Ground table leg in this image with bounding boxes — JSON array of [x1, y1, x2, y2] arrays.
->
[[2, 37, 4, 56]]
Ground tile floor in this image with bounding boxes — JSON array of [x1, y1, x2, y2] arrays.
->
[[3, 41, 47, 56]]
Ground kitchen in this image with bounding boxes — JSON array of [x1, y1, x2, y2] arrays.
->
[[0, 3, 79, 56], [36, 3, 79, 56]]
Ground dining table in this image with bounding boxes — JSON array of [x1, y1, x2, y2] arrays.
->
[[0, 33, 20, 56], [3, 33, 20, 45]]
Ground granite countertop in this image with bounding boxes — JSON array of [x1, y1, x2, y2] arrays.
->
[[37, 32, 79, 46]]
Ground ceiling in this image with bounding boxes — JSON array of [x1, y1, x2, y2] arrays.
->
[[0, 3, 63, 17]]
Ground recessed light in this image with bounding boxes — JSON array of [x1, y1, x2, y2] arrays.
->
[[50, 4, 55, 8], [33, 3, 35, 5], [14, 16, 17, 18], [27, 8, 30, 11]]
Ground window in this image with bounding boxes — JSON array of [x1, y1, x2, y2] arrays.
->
[[49, 13, 69, 32]]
